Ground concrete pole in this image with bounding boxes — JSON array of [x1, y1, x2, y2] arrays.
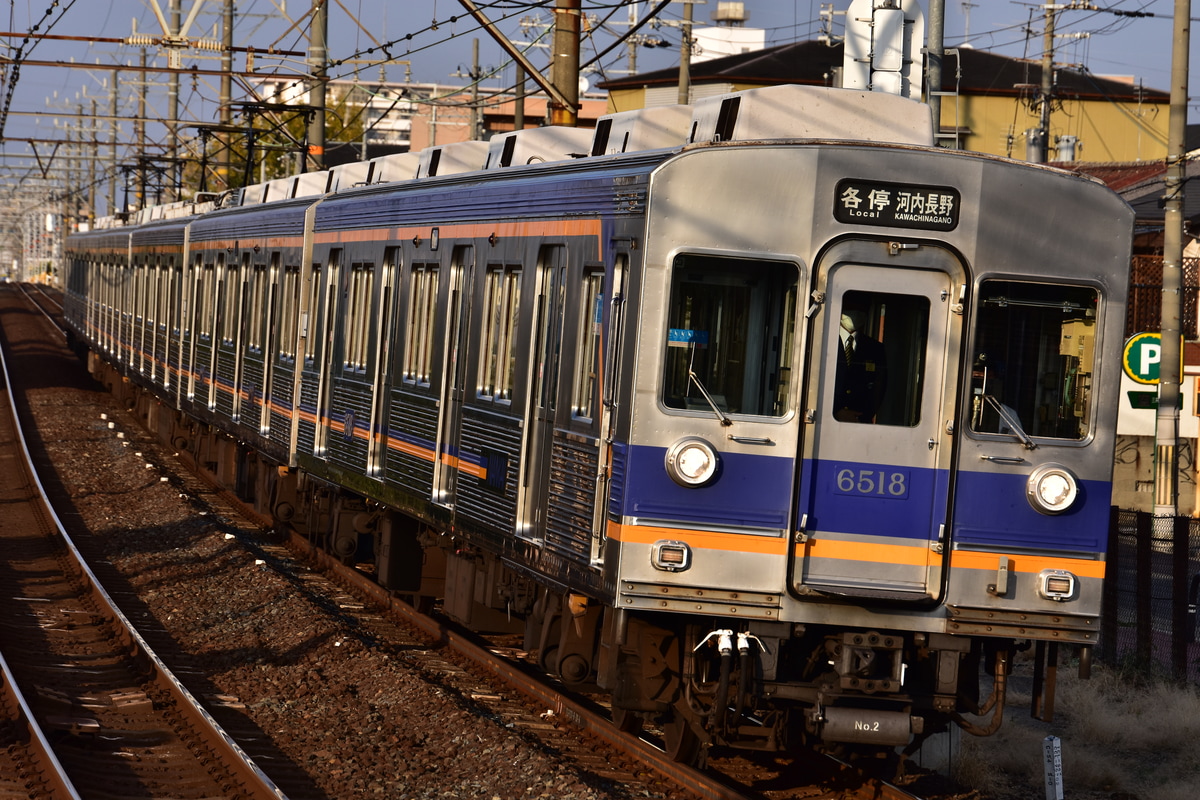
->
[[137, 47, 148, 209], [307, 0, 328, 171], [471, 38, 481, 140], [88, 98, 97, 226], [1155, 0, 1191, 517], [677, 0, 693, 105], [219, 0, 233, 190], [550, 0, 580, 126], [514, 64, 526, 131], [109, 70, 118, 213], [1037, 4, 1055, 162], [925, 0, 944, 144], [168, 0, 181, 200]]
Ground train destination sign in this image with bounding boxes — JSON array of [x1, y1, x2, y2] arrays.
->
[[834, 179, 960, 232]]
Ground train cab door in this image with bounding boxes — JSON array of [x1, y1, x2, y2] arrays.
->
[[793, 245, 963, 602]]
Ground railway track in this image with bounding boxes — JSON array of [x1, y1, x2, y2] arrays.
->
[[0, 285, 286, 800], [1, 281, 937, 800]]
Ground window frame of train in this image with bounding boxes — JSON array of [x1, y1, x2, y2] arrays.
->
[[279, 264, 302, 364], [247, 260, 268, 355], [661, 252, 799, 417], [302, 262, 322, 371], [342, 261, 375, 374], [571, 266, 605, 424], [191, 257, 214, 403], [219, 256, 242, 347], [403, 262, 440, 387], [314, 249, 344, 457], [477, 263, 522, 404], [967, 279, 1101, 443], [134, 257, 147, 374]]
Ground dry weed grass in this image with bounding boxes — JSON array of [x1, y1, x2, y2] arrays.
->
[[952, 651, 1200, 800]]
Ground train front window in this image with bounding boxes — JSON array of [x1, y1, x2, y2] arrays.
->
[[662, 254, 797, 417], [833, 290, 929, 427], [970, 280, 1099, 441]]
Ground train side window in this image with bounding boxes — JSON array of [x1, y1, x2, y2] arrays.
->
[[404, 263, 440, 386], [343, 262, 374, 372], [970, 280, 1099, 441], [478, 264, 522, 403], [279, 266, 301, 362], [303, 263, 321, 368], [833, 290, 929, 426], [198, 262, 214, 339], [662, 254, 798, 417], [247, 263, 267, 352], [571, 268, 604, 422], [220, 258, 242, 346]]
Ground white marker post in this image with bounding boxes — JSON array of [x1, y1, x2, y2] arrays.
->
[[1043, 735, 1064, 800]]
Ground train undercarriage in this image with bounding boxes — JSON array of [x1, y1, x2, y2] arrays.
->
[[112, 376, 1023, 770]]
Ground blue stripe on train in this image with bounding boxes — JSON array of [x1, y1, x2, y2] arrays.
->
[[952, 470, 1110, 554], [614, 444, 793, 530]]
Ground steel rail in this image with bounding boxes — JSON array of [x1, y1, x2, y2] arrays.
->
[[0, 284, 290, 800], [0, 300, 81, 800]]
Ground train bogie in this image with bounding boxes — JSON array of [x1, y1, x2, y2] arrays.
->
[[63, 84, 1134, 768]]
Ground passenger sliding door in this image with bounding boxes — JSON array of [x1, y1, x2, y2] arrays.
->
[[793, 243, 963, 601], [517, 247, 567, 542], [432, 246, 474, 507]]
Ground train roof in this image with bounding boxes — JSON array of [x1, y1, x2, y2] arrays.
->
[[66, 84, 1127, 248], [79, 85, 934, 228]]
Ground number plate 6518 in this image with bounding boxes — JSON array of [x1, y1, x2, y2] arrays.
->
[[834, 466, 909, 499]]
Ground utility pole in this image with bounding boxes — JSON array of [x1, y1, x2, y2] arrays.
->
[[926, 0, 945, 145], [307, 0, 328, 171], [677, 0, 693, 105], [1035, 3, 1056, 162], [137, 47, 148, 209], [626, 2, 640, 75], [109, 70, 119, 213], [88, 98, 98, 227], [471, 38, 482, 139], [1155, 0, 1191, 517], [457, 0, 577, 126], [167, 0, 181, 200], [514, 64, 526, 131], [550, 0, 580, 126], [219, 0, 233, 190]]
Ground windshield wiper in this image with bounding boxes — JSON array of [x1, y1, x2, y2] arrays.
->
[[688, 369, 733, 426], [983, 394, 1036, 449]]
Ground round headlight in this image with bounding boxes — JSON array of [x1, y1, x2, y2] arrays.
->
[[665, 437, 719, 487], [1026, 464, 1079, 515]]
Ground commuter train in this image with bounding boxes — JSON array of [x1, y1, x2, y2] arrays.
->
[[63, 85, 1133, 767]]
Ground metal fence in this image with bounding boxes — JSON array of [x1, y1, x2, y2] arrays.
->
[[1099, 508, 1200, 683]]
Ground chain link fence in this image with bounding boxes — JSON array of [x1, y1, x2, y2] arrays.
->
[[1100, 508, 1200, 683]]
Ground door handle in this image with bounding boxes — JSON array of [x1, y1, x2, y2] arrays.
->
[[980, 455, 1027, 464], [727, 435, 774, 445]]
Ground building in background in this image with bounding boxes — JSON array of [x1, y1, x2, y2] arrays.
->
[[598, 40, 1170, 163], [254, 77, 607, 165]]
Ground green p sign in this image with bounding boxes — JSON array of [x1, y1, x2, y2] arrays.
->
[[1123, 332, 1180, 385]]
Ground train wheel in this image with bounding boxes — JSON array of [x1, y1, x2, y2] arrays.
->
[[663, 712, 702, 765], [612, 706, 644, 735]]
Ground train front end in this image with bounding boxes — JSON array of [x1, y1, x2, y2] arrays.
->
[[601, 94, 1133, 761]]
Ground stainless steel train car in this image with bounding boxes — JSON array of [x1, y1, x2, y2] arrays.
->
[[63, 85, 1134, 767]]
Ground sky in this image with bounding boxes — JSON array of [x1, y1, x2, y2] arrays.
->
[[0, 0, 1193, 201]]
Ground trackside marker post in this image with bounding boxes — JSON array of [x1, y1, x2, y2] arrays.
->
[[1043, 735, 1064, 800]]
